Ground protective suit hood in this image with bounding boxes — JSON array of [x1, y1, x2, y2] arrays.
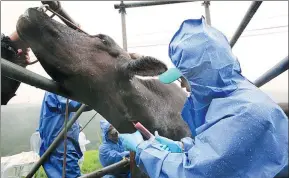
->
[[100, 119, 111, 143], [169, 17, 243, 135]]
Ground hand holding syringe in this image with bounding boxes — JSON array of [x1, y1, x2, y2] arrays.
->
[[132, 122, 155, 140], [133, 122, 183, 153]]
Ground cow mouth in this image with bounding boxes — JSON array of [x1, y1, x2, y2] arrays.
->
[[16, 8, 49, 42], [16, 8, 91, 82]]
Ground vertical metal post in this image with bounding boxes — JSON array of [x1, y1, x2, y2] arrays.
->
[[203, 1, 211, 25], [62, 99, 69, 178], [130, 152, 136, 177], [119, 1, 128, 51]]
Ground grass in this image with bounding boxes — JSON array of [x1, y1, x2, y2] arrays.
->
[[81, 150, 102, 173], [34, 150, 102, 178]]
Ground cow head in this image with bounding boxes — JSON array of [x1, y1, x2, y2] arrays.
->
[[16, 8, 180, 133]]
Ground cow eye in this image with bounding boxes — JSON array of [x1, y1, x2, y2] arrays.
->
[[101, 39, 109, 45], [92, 34, 109, 45]]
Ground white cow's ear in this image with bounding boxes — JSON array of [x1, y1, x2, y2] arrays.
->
[[121, 56, 168, 77]]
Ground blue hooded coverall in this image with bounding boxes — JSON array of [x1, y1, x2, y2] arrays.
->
[[134, 17, 288, 178], [99, 119, 130, 178], [39, 92, 88, 178]]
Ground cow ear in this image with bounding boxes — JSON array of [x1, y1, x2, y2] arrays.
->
[[129, 53, 143, 60], [122, 56, 168, 77]]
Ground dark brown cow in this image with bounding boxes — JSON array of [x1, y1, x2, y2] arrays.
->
[[16, 8, 192, 140]]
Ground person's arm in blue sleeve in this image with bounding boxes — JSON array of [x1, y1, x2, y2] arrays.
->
[[119, 151, 130, 158], [134, 106, 287, 178], [180, 137, 194, 152], [106, 149, 130, 162], [100, 145, 130, 165]]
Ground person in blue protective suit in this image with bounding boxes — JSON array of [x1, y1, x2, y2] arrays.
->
[[99, 119, 130, 178], [39, 91, 92, 178], [120, 17, 288, 178]]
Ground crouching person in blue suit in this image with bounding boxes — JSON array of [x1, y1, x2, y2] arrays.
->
[[99, 119, 130, 178]]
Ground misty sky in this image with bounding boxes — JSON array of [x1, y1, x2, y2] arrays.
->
[[1, 1, 288, 104]]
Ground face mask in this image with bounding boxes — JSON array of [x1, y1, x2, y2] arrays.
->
[[177, 76, 191, 94], [108, 127, 119, 143]]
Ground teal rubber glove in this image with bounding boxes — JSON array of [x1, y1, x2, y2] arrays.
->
[[119, 131, 144, 152], [155, 131, 183, 153]]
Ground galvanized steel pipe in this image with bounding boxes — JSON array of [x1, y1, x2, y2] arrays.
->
[[79, 159, 130, 178], [230, 1, 262, 48], [203, 1, 211, 25], [114, 1, 196, 9], [254, 56, 288, 87], [1, 58, 71, 99], [119, 1, 128, 51], [41, 1, 80, 29]]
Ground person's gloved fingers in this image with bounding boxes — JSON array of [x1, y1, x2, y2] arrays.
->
[[154, 131, 159, 137], [134, 130, 142, 137], [154, 131, 183, 153], [168, 142, 183, 153], [119, 135, 131, 146], [133, 131, 144, 143], [120, 133, 133, 139], [120, 151, 130, 157], [122, 142, 136, 152], [154, 131, 173, 146], [154, 131, 169, 141], [172, 146, 182, 153], [154, 131, 166, 144], [160, 144, 170, 151], [119, 131, 144, 152], [119, 134, 126, 140], [160, 144, 166, 149]]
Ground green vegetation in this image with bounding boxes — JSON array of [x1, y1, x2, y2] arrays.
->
[[81, 150, 102, 173], [34, 150, 102, 178]]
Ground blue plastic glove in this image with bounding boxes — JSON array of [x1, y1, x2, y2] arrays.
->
[[119, 131, 144, 152], [159, 144, 170, 151], [154, 131, 183, 153]]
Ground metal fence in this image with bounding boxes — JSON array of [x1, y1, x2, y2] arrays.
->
[[1, 1, 288, 178]]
